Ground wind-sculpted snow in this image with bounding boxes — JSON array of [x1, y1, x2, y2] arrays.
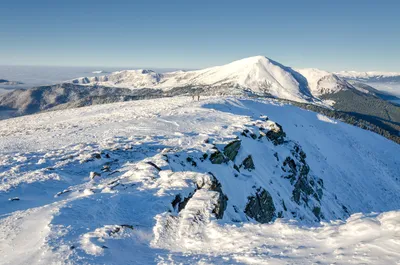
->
[[0, 96, 399, 264]]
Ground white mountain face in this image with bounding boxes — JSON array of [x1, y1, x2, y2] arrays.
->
[[1, 96, 399, 264], [71, 56, 354, 102], [296, 68, 351, 96]]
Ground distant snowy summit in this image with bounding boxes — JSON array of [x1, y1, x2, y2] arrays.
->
[[91, 70, 110, 74], [336, 71, 400, 97], [336, 71, 400, 80], [71, 56, 354, 102], [0, 79, 23, 85]]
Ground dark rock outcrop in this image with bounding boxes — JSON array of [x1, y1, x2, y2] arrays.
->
[[207, 173, 228, 219], [171, 193, 193, 212], [223, 140, 241, 161], [281, 143, 324, 220], [266, 122, 286, 145], [209, 150, 228, 164], [245, 188, 275, 223], [241, 155, 255, 171]]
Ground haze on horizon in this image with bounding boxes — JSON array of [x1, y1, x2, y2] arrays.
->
[[1, 0, 399, 72]]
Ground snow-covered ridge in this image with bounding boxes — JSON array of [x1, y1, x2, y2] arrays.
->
[[296, 68, 351, 96], [336, 71, 400, 97], [0, 96, 399, 264], [0, 79, 23, 85], [70, 56, 352, 102], [336, 71, 400, 79]]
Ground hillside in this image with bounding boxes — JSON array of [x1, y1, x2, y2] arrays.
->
[[295, 68, 351, 96], [321, 89, 400, 137], [0, 56, 399, 145], [71, 56, 316, 102], [1, 96, 399, 264]]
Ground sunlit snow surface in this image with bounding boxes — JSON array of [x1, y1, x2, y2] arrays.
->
[[0, 96, 399, 264], [0, 65, 180, 94]]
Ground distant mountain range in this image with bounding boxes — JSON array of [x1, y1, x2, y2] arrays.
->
[[0, 79, 23, 86], [336, 71, 400, 97], [0, 56, 399, 142], [71, 56, 353, 103]]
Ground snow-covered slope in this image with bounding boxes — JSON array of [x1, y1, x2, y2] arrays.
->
[[0, 96, 399, 264], [296, 68, 351, 96], [72, 56, 316, 102], [1, 56, 376, 121], [71, 56, 367, 103], [337, 71, 400, 97], [336, 71, 400, 79]]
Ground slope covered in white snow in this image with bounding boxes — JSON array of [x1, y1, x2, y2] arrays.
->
[[0, 96, 399, 264], [337, 71, 400, 97], [336, 71, 400, 79], [71, 56, 317, 102], [296, 68, 351, 96]]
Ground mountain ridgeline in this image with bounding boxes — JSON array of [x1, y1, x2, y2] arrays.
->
[[0, 56, 399, 143]]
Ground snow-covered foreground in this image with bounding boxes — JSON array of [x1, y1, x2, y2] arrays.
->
[[0, 96, 399, 264]]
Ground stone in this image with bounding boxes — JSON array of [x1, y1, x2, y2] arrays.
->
[[241, 155, 255, 171], [89, 171, 101, 180], [209, 150, 228, 164], [244, 188, 276, 223], [266, 122, 286, 145], [223, 140, 241, 161]]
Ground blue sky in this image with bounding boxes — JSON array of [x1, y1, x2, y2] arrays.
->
[[1, 0, 399, 71]]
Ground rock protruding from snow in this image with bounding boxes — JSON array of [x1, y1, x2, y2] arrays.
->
[[265, 122, 286, 145], [245, 188, 276, 223], [223, 140, 241, 161]]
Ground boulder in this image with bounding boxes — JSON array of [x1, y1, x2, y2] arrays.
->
[[245, 188, 276, 223], [209, 150, 228, 164], [266, 122, 286, 145], [223, 140, 241, 161], [241, 155, 255, 171]]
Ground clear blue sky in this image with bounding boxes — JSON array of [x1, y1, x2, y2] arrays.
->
[[1, 0, 399, 71]]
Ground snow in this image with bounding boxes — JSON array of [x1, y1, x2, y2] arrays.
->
[[0, 96, 399, 264], [70, 56, 315, 102], [317, 113, 337, 124], [296, 68, 350, 96], [336, 71, 400, 79], [92, 71, 110, 74], [0, 88, 10, 95], [153, 211, 400, 264], [336, 71, 400, 96], [69, 56, 371, 104], [0, 65, 180, 92]]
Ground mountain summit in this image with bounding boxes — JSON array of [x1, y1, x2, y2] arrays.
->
[[71, 56, 352, 102], [1, 56, 399, 145]]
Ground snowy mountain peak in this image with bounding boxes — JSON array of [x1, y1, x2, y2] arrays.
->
[[68, 56, 361, 103], [70, 55, 315, 102], [296, 68, 351, 96]]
